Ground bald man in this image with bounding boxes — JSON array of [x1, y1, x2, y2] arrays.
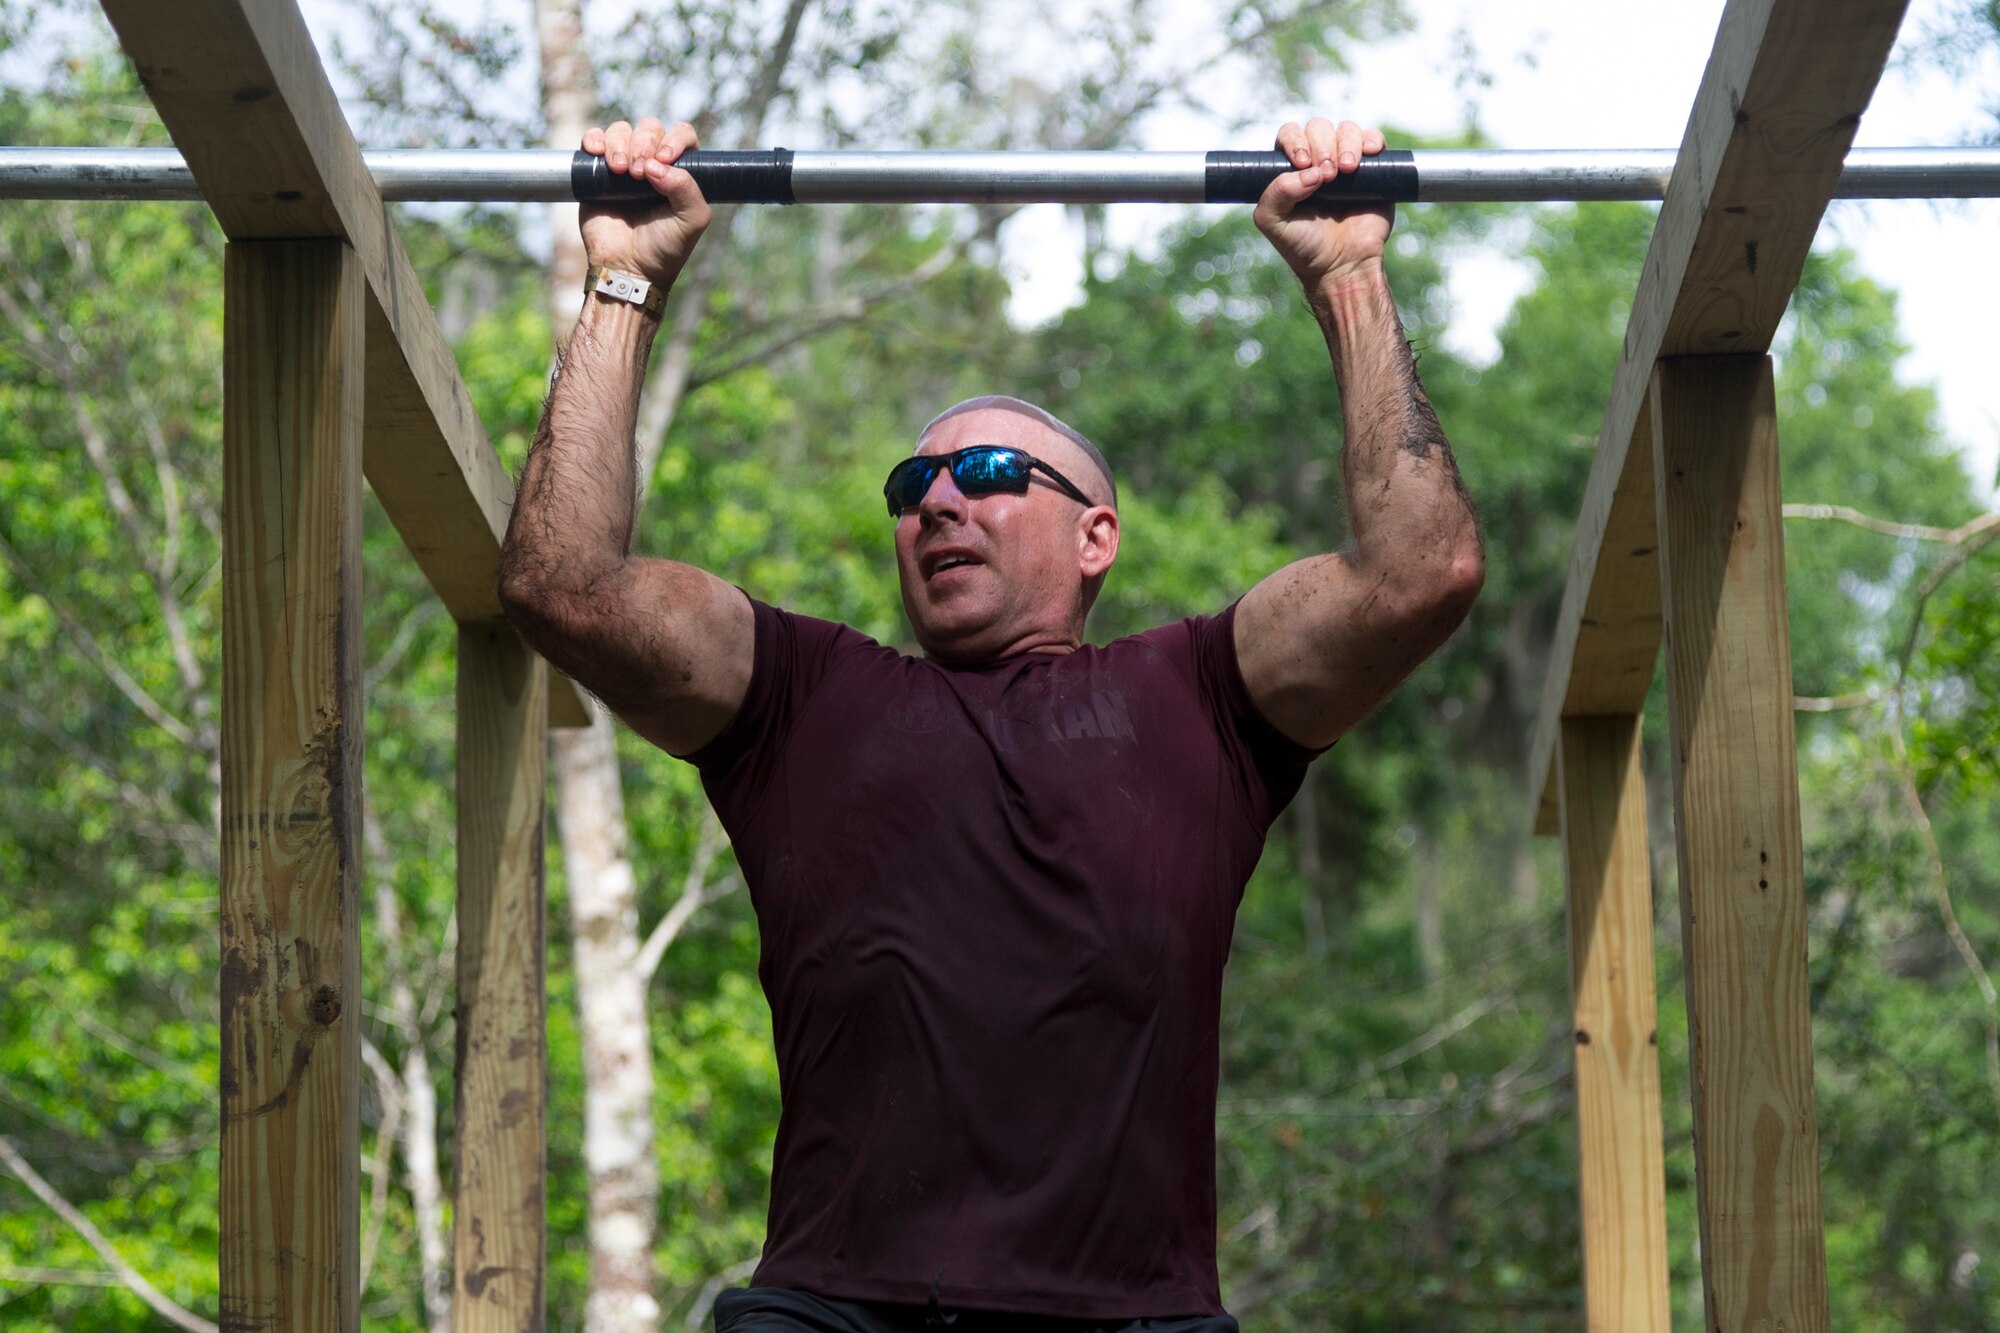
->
[[500, 115, 1483, 1333]]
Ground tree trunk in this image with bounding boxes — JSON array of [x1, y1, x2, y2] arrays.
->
[[539, 0, 592, 316], [553, 718, 663, 1333], [535, 2, 666, 1330], [533, 5, 824, 1325], [402, 1040, 451, 1333]]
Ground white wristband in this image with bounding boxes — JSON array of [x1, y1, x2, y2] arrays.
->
[[584, 265, 665, 317]]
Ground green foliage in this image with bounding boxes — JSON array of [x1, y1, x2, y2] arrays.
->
[[0, 49, 227, 1333], [1795, 718, 2000, 1333], [4, 13, 1999, 1333], [1909, 543, 2000, 799]]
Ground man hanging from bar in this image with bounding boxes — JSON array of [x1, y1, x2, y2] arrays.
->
[[499, 114, 1483, 1333]]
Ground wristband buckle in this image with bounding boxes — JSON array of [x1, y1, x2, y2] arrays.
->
[[584, 264, 665, 317]]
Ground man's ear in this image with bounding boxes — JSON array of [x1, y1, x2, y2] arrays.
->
[[1078, 506, 1119, 579]]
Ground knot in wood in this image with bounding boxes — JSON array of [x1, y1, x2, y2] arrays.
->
[[307, 984, 342, 1027]]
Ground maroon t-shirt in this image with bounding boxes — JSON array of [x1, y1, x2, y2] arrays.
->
[[689, 596, 1320, 1319]]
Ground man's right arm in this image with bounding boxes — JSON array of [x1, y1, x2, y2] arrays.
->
[[498, 118, 754, 757]]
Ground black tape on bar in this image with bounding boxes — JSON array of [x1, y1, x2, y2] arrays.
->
[[572, 148, 796, 204], [1204, 149, 1418, 205]]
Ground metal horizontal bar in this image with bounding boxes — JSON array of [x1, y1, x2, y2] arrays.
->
[[791, 150, 1214, 203], [2, 146, 1997, 205]]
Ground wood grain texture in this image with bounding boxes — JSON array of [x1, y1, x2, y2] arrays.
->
[[1653, 356, 1829, 1333], [1558, 715, 1671, 1333], [100, 0, 588, 727], [454, 623, 549, 1333], [1526, 0, 1910, 832], [220, 239, 365, 1333], [1532, 399, 1663, 835]]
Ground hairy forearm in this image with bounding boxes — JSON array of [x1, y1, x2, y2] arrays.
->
[[501, 295, 660, 610], [1310, 263, 1480, 586]]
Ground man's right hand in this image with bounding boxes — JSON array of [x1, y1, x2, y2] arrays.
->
[[579, 118, 712, 286]]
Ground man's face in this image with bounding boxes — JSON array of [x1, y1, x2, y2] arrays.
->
[[893, 408, 1117, 664]]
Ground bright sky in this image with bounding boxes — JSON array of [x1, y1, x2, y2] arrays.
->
[[1001, 0, 2000, 501]]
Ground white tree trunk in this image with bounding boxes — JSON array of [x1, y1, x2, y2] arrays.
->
[[402, 1040, 451, 1333], [538, 0, 592, 322], [536, 1, 675, 1326], [532, 6, 828, 1326], [554, 717, 663, 1333], [534, 0, 671, 1324], [536, 4, 666, 1330]]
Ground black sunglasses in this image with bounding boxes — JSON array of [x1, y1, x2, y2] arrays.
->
[[883, 445, 1095, 518]]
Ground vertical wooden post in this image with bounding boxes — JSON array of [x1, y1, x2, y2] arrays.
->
[[220, 239, 366, 1333], [1558, 714, 1671, 1333], [1651, 355, 1830, 1333], [454, 622, 549, 1331]]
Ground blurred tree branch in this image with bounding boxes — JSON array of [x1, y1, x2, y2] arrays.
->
[[0, 1135, 218, 1333]]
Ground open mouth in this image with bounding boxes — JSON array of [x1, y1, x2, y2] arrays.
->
[[922, 549, 983, 580]]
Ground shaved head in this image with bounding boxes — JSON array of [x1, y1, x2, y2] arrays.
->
[[919, 395, 1116, 510], [896, 393, 1122, 663]]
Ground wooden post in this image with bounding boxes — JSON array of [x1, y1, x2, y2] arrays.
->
[[1651, 355, 1830, 1332], [1558, 714, 1671, 1333], [220, 239, 366, 1333], [453, 623, 549, 1331]]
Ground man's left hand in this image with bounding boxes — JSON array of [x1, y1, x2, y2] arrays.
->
[[1254, 118, 1392, 292]]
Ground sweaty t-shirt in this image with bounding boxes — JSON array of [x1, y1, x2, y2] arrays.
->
[[689, 596, 1321, 1319]]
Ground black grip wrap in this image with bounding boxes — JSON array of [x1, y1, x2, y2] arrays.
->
[[1204, 149, 1417, 205], [571, 148, 796, 204]]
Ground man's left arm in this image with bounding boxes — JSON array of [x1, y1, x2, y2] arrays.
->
[[1235, 117, 1485, 750]]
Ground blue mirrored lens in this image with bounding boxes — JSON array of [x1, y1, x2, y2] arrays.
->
[[885, 457, 942, 515], [952, 447, 1030, 493]]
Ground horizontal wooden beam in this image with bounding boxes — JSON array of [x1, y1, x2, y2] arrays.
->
[[100, 0, 589, 727], [1527, 0, 1910, 833]]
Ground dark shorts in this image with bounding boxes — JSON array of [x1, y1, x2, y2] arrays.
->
[[712, 1286, 1241, 1333]]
